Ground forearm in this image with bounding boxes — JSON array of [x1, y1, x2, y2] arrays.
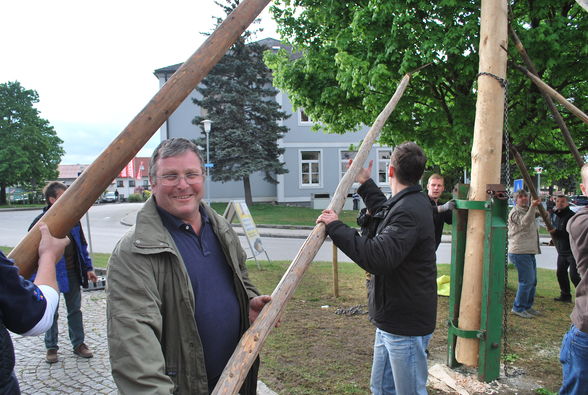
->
[[33, 255, 58, 292]]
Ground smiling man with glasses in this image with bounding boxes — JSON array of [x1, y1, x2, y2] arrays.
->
[[106, 138, 270, 394]]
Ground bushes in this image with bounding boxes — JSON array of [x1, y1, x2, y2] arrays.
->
[[127, 190, 152, 203]]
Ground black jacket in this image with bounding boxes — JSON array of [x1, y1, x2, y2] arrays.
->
[[551, 206, 576, 255], [428, 195, 453, 249], [326, 179, 437, 336]]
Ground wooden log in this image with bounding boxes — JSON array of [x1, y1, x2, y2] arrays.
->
[[8, 0, 272, 278], [455, 0, 508, 366], [212, 73, 414, 395], [512, 63, 588, 125], [509, 26, 585, 168]]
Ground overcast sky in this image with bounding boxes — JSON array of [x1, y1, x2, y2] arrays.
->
[[0, 0, 278, 164]]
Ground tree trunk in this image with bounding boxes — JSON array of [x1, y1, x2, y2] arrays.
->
[[243, 175, 253, 207], [0, 183, 6, 206], [455, 0, 508, 366]]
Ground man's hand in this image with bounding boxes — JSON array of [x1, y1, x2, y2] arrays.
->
[[349, 159, 373, 184], [38, 222, 70, 263], [87, 271, 98, 283], [531, 199, 541, 207], [316, 209, 339, 225], [437, 200, 455, 213], [249, 295, 272, 324]]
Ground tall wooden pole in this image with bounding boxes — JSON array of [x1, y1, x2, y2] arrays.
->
[[455, 0, 508, 366], [212, 74, 414, 395], [509, 26, 585, 167], [9, 0, 272, 278]]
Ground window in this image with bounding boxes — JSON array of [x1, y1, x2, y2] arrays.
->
[[377, 149, 392, 184], [298, 109, 313, 125], [340, 150, 357, 179], [129, 180, 135, 187], [300, 150, 321, 186], [117, 180, 124, 188], [143, 179, 149, 187]]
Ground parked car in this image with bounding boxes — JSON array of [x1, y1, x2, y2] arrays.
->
[[100, 191, 117, 203], [570, 195, 588, 206]]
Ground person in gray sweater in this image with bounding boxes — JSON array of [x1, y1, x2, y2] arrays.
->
[[508, 189, 541, 319], [559, 163, 588, 395]]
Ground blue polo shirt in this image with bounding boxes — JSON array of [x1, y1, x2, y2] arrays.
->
[[157, 205, 241, 385]]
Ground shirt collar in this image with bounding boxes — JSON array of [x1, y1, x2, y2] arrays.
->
[[155, 199, 209, 231]]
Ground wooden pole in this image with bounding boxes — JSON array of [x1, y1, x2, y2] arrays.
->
[[455, 0, 508, 366], [332, 243, 339, 298], [8, 0, 272, 278], [212, 73, 414, 395], [512, 63, 588, 126], [509, 26, 585, 168]]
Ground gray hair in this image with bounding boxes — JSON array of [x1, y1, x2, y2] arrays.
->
[[149, 138, 205, 180], [513, 190, 528, 200]]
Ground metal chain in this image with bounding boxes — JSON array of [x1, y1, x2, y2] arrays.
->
[[477, 70, 512, 377]]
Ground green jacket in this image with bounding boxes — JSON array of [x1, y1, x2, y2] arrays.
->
[[106, 198, 260, 394]]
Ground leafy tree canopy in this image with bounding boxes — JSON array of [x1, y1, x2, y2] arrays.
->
[[265, 0, 587, 189], [193, 0, 290, 205], [0, 81, 64, 203]]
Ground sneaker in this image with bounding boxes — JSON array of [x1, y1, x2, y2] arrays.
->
[[526, 308, 543, 316], [46, 349, 58, 364], [73, 343, 93, 359], [511, 309, 534, 318], [554, 296, 572, 303]]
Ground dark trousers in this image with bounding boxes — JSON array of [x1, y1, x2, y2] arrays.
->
[[557, 254, 580, 299]]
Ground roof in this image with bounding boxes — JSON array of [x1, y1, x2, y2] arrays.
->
[[58, 164, 89, 179]]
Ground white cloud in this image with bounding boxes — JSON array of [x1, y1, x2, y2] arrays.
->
[[0, 0, 277, 164]]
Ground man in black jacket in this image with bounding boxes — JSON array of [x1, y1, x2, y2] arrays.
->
[[317, 142, 436, 395], [549, 195, 579, 302], [427, 174, 454, 249]]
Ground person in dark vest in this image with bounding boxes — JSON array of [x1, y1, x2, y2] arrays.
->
[[549, 194, 579, 303]]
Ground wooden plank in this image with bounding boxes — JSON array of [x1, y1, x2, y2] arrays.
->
[[9, 0, 272, 277]]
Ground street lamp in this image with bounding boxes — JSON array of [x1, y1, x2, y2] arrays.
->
[[201, 119, 212, 204]]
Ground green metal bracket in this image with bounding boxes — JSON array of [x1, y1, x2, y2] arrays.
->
[[447, 184, 507, 382]]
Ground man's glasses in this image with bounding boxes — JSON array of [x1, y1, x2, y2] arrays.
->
[[157, 173, 204, 186]]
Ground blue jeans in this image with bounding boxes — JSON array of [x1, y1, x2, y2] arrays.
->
[[560, 325, 588, 395], [370, 328, 431, 395], [45, 274, 84, 350], [509, 254, 537, 312]]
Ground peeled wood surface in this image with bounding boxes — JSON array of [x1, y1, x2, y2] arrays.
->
[[9, 0, 272, 278], [455, 0, 508, 366], [212, 74, 413, 395]]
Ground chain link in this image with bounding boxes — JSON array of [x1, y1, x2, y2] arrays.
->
[[476, 70, 512, 377]]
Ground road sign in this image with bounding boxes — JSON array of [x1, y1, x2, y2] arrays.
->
[[513, 179, 523, 192], [204, 163, 214, 168]]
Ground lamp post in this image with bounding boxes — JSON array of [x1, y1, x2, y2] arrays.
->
[[201, 119, 212, 204]]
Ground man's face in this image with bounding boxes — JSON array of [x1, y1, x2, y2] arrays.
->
[[151, 151, 204, 223], [427, 177, 444, 200], [516, 193, 529, 207], [555, 196, 569, 210], [48, 188, 66, 205]]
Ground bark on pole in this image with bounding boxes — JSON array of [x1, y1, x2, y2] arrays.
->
[[509, 26, 585, 168], [212, 74, 413, 395], [455, 0, 508, 366], [8, 0, 272, 278]]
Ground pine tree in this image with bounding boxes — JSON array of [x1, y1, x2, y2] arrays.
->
[[193, 0, 289, 206]]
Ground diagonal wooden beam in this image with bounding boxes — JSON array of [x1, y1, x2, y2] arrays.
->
[[9, 0, 272, 278], [212, 72, 416, 395]]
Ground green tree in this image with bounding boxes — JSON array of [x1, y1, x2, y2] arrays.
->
[[266, 0, 587, 184], [0, 81, 64, 204], [193, 0, 289, 206]]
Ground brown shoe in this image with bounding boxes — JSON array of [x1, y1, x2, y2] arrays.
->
[[73, 343, 93, 358], [46, 349, 58, 364]]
